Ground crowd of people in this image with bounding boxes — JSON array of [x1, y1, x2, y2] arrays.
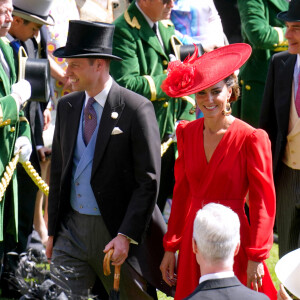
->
[[0, 0, 300, 299]]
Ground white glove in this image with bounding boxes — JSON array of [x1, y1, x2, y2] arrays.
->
[[169, 54, 177, 62], [11, 79, 32, 105], [14, 136, 32, 163]]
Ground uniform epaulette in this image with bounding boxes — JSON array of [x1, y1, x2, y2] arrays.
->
[[160, 20, 174, 28], [124, 10, 141, 29]]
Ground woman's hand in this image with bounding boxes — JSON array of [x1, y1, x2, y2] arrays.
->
[[160, 251, 177, 287], [247, 260, 265, 291], [277, 284, 293, 300]]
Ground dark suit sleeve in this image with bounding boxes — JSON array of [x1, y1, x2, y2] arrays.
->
[[118, 100, 161, 242], [259, 55, 277, 150], [48, 100, 62, 236]]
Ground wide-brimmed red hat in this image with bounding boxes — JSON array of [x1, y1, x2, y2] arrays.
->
[[161, 43, 252, 98]]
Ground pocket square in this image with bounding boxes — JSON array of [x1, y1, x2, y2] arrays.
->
[[111, 127, 123, 135]]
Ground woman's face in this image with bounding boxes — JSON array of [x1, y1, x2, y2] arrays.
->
[[195, 80, 232, 118]]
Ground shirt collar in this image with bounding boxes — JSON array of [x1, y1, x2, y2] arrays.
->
[[297, 54, 300, 72], [6, 33, 15, 42], [85, 76, 113, 108], [199, 271, 235, 284], [135, 1, 156, 29]]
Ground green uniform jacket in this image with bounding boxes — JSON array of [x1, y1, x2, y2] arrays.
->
[[110, 2, 195, 140], [233, 0, 288, 127], [0, 37, 31, 242]]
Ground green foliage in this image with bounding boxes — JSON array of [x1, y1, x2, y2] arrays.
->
[[266, 243, 280, 290]]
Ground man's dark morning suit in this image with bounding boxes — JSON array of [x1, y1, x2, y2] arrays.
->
[[183, 277, 269, 300]]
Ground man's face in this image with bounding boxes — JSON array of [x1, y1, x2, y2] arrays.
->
[[285, 21, 300, 54], [16, 20, 42, 41], [66, 58, 101, 94], [0, 0, 13, 37], [145, 0, 174, 22]]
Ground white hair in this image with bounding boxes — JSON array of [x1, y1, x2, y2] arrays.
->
[[193, 203, 240, 264]]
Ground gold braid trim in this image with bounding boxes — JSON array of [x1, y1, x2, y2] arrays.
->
[[0, 153, 20, 202], [161, 137, 174, 157], [21, 161, 49, 196], [181, 96, 195, 106], [19, 116, 29, 123], [124, 10, 141, 29], [143, 75, 157, 101], [0, 155, 49, 202], [160, 20, 174, 28]]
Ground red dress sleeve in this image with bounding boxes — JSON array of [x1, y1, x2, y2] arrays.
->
[[163, 120, 192, 252], [245, 129, 276, 262]]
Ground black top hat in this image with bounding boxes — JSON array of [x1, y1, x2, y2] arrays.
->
[[53, 21, 122, 60], [277, 0, 300, 22]]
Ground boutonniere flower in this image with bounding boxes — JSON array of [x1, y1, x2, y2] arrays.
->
[[111, 112, 118, 119]]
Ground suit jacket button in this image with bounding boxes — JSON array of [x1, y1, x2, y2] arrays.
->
[[163, 102, 169, 108], [245, 85, 251, 90], [10, 127, 15, 132]]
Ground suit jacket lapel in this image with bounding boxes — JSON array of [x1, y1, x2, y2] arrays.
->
[[277, 54, 297, 136], [128, 3, 168, 58], [91, 81, 124, 178], [0, 38, 16, 94], [63, 92, 85, 178]]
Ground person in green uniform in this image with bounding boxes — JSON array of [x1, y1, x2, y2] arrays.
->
[[232, 0, 288, 127], [110, 0, 195, 212], [0, 0, 32, 278]]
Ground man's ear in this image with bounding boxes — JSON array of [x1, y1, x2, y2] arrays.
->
[[192, 238, 198, 255], [14, 16, 24, 25]]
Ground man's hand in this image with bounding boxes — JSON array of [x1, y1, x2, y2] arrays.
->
[[103, 235, 130, 266], [160, 251, 177, 287], [43, 108, 51, 131], [247, 260, 265, 291], [14, 136, 32, 162], [11, 79, 31, 106], [46, 236, 54, 264], [37, 146, 52, 162]]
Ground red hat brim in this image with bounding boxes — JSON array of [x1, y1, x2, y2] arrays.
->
[[161, 43, 252, 98]]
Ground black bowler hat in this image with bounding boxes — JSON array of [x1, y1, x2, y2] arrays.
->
[[277, 0, 300, 22], [53, 20, 122, 61]]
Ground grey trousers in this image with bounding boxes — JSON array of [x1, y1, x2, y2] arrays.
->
[[51, 209, 154, 300], [276, 163, 300, 258]]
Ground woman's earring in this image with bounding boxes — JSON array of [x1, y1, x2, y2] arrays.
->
[[189, 104, 196, 115], [222, 101, 232, 116]]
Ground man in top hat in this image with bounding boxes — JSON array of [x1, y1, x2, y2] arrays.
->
[[45, 20, 173, 299], [0, 0, 32, 284], [110, 0, 196, 214], [184, 203, 269, 300], [260, 0, 300, 258]]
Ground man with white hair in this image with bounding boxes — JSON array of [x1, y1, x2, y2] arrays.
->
[[184, 203, 269, 300]]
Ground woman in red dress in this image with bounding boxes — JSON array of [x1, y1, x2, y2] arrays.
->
[[160, 44, 277, 300]]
